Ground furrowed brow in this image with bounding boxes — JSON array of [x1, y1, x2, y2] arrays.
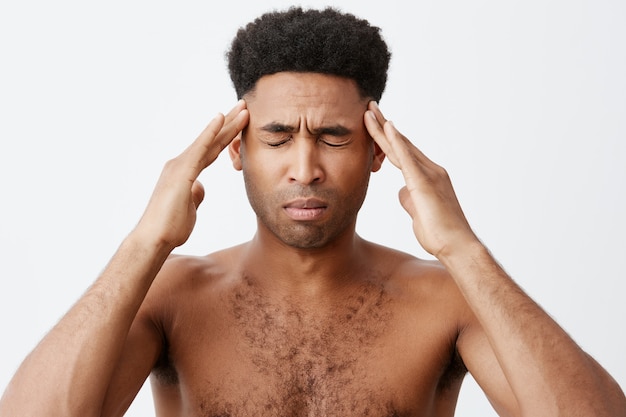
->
[[260, 123, 297, 133], [310, 125, 352, 136], [259, 123, 352, 136]]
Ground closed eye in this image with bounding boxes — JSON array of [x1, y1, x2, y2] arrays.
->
[[320, 137, 352, 148], [262, 136, 291, 147]]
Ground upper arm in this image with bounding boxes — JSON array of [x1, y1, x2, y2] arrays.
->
[[100, 304, 163, 417], [100, 254, 195, 417], [457, 314, 520, 417], [98, 258, 187, 417], [399, 258, 521, 415]]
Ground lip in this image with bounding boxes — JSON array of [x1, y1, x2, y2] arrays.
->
[[283, 198, 328, 221], [284, 198, 327, 209]]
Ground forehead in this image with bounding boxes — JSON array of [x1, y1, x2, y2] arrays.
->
[[245, 72, 369, 128]]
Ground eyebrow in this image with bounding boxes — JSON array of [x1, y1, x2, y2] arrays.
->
[[260, 122, 352, 136]]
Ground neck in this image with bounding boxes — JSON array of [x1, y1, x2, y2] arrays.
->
[[239, 221, 367, 299]]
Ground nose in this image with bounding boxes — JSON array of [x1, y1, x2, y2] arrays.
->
[[288, 139, 325, 185]]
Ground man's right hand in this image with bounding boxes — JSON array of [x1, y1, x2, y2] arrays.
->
[[134, 100, 249, 250], [0, 103, 248, 417]]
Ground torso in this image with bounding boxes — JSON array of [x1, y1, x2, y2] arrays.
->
[[143, 241, 471, 417]]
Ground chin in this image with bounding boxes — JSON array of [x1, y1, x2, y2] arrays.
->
[[278, 235, 331, 250]]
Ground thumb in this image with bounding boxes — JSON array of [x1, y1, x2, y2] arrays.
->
[[191, 180, 205, 209], [398, 186, 417, 218]]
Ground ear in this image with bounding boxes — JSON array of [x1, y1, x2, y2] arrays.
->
[[228, 133, 243, 171], [371, 142, 385, 172]]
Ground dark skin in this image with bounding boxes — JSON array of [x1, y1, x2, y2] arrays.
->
[[1, 72, 624, 417], [106, 72, 475, 417]]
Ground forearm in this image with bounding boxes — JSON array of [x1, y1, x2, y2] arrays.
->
[[443, 241, 626, 416], [0, 232, 172, 417]]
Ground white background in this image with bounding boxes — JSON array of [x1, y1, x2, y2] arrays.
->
[[1, 0, 624, 415]]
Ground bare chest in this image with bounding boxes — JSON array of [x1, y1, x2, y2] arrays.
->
[[151, 277, 463, 417]]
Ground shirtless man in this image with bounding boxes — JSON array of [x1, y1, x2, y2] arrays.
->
[[1, 7, 624, 417]]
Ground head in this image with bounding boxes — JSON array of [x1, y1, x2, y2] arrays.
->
[[226, 6, 391, 101], [226, 8, 390, 249]]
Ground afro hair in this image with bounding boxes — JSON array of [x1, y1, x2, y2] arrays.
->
[[226, 7, 391, 101]]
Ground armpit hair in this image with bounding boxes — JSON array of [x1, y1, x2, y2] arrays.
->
[[438, 346, 467, 392], [151, 336, 179, 385]]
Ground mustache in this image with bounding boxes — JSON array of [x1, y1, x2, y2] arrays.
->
[[276, 185, 337, 201]]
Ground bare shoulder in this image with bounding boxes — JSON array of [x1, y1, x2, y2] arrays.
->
[[360, 239, 474, 342], [152, 244, 244, 292], [137, 244, 247, 322], [362, 240, 465, 305], [359, 241, 472, 395], [135, 244, 249, 385]]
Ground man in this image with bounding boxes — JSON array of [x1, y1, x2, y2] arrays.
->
[[1, 6, 624, 417]]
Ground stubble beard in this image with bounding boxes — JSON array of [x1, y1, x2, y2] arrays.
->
[[243, 176, 371, 250]]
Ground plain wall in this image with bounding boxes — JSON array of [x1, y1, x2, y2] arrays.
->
[[0, 1, 624, 415]]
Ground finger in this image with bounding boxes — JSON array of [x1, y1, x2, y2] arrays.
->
[[375, 113, 440, 179], [368, 100, 388, 124], [365, 101, 441, 177], [365, 110, 405, 170], [364, 104, 393, 157], [185, 102, 249, 176], [382, 120, 435, 167], [364, 101, 413, 168], [180, 113, 226, 176], [364, 101, 386, 137], [223, 99, 247, 126], [191, 100, 246, 155], [211, 101, 249, 155]]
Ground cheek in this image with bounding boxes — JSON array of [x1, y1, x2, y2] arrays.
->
[[241, 151, 281, 186], [329, 146, 374, 175], [240, 155, 288, 221]]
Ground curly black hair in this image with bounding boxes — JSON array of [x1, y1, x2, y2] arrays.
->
[[226, 7, 391, 101]]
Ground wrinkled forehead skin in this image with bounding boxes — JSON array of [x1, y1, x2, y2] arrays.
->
[[243, 72, 372, 137]]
